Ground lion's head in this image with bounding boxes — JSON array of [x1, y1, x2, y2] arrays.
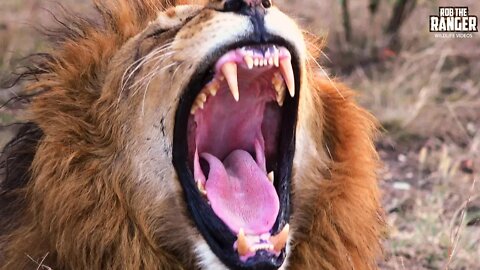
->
[[0, 1, 384, 269]]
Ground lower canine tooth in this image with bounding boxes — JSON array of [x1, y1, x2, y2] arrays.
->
[[268, 172, 274, 183], [221, 62, 239, 102], [237, 229, 250, 256], [197, 181, 207, 196], [270, 224, 290, 252]]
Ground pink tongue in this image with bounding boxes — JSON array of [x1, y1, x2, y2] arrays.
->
[[202, 150, 279, 235]]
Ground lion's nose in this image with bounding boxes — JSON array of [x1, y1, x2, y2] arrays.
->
[[221, 0, 272, 14], [215, 0, 272, 42]]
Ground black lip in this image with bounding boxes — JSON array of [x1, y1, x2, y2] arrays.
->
[[172, 33, 301, 270]]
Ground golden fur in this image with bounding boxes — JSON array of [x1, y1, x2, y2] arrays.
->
[[0, 0, 384, 269]]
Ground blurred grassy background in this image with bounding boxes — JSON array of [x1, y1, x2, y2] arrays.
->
[[1, 0, 479, 269]]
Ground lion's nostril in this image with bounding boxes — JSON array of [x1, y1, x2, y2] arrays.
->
[[261, 0, 272, 8], [223, 0, 244, 12], [222, 0, 271, 13]]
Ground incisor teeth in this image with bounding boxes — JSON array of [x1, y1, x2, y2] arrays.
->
[[237, 229, 250, 256], [244, 55, 254, 69], [270, 224, 289, 252], [254, 58, 259, 67], [268, 57, 274, 66], [280, 59, 295, 97], [274, 52, 280, 67], [221, 62, 239, 102], [251, 244, 274, 252]]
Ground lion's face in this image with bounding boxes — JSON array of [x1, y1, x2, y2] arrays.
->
[[0, 1, 384, 269], [105, 1, 307, 269]]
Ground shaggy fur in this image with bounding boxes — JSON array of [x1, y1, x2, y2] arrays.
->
[[0, 0, 385, 269]]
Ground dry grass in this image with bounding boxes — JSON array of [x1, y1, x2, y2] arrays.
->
[[1, 0, 479, 269], [277, 0, 480, 269]]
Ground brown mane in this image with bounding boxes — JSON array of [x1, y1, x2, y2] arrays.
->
[[0, 1, 384, 269]]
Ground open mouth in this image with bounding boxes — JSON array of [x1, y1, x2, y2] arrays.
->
[[173, 40, 300, 269]]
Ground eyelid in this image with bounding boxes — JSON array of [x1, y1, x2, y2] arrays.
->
[[146, 29, 169, 39]]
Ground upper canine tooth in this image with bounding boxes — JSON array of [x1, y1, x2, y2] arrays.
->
[[221, 62, 239, 101], [279, 59, 295, 97], [237, 229, 250, 256], [244, 55, 254, 69], [270, 224, 289, 252]]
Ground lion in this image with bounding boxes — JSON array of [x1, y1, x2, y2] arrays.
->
[[0, 0, 385, 269]]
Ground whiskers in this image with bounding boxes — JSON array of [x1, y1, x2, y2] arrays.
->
[[119, 40, 177, 103], [303, 32, 345, 100]]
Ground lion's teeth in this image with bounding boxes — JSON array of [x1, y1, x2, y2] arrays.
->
[[236, 229, 250, 256], [195, 99, 205, 110], [198, 93, 207, 103], [272, 72, 286, 107], [207, 80, 219, 96], [268, 171, 274, 183], [280, 58, 295, 97], [251, 243, 274, 252], [273, 52, 280, 67], [221, 62, 239, 102], [270, 224, 289, 252], [190, 105, 198, 115], [191, 94, 207, 113], [197, 181, 207, 196], [244, 55, 254, 69]]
